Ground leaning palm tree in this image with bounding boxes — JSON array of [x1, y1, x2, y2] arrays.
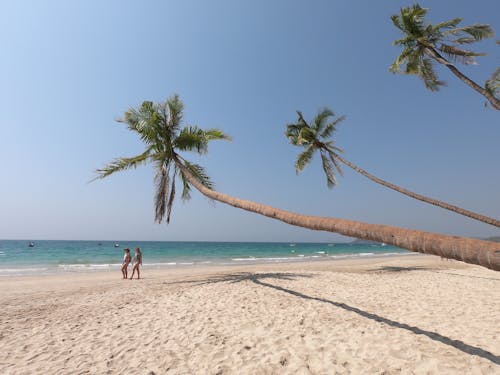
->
[[390, 4, 500, 110], [95, 95, 499, 271], [94, 95, 231, 224], [485, 67, 500, 102], [285, 108, 500, 228]]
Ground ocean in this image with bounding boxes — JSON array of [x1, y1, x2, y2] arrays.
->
[[0, 240, 411, 276]]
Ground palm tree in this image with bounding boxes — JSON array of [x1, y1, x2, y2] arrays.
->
[[94, 95, 231, 224], [95, 95, 499, 271], [485, 67, 500, 102], [390, 4, 500, 110], [285, 108, 500, 228]]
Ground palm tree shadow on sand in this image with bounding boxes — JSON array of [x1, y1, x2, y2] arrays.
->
[[165, 272, 499, 365], [370, 266, 500, 282]]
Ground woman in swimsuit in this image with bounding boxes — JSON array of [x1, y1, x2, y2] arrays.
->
[[121, 248, 131, 279], [129, 247, 142, 280]]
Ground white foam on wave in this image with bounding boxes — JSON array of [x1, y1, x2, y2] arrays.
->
[[57, 263, 121, 271], [232, 258, 258, 261], [143, 262, 177, 266]]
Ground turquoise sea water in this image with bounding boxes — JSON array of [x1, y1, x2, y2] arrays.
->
[[0, 240, 411, 276]]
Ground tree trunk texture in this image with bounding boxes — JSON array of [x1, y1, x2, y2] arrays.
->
[[333, 153, 500, 228], [176, 161, 500, 271]]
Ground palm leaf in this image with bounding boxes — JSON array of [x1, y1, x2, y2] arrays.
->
[[439, 44, 484, 65], [285, 124, 302, 145], [94, 149, 151, 180], [420, 57, 446, 91], [182, 160, 214, 190], [328, 151, 344, 177], [447, 24, 494, 41], [320, 151, 336, 188], [433, 17, 462, 31], [154, 163, 170, 223], [179, 169, 192, 201], [320, 115, 345, 139], [313, 108, 334, 132], [203, 128, 232, 141], [485, 67, 500, 98], [175, 126, 208, 154], [166, 174, 176, 224], [295, 145, 316, 173], [297, 126, 316, 145], [166, 94, 184, 132]]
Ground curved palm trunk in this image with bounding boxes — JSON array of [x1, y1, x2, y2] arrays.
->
[[176, 161, 499, 271], [424, 46, 500, 110], [331, 152, 500, 228]]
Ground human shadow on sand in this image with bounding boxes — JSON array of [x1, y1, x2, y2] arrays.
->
[[171, 272, 499, 365]]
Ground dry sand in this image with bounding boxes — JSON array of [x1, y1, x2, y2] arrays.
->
[[0, 255, 499, 374]]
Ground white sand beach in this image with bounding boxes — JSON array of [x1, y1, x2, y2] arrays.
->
[[0, 255, 499, 374]]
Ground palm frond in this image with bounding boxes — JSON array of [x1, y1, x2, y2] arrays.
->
[[420, 57, 446, 91], [179, 169, 192, 201], [203, 128, 232, 141], [320, 115, 345, 139], [295, 145, 316, 173], [320, 151, 336, 188], [166, 174, 176, 224], [175, 126, 231, 154], [154, 163, 170, 223], [94, 150, 150, 180], [285, 124, 302, 145], [400, 4, 427, 36], [119, 102, 166, 146], [313, 108, 334, 132], [446, 24, 494, 41], [182, 160, 214, 190], [485, 67, 500, 99], [390, 46, 414, 73], [390, 14, 404, 32], [297, 126, 316, 145], [439, 44, 484, 65], [166, 94, 184, 131], [175, 126, 209, 154], [433, 17, 462, 31], [328, 151, 344, 177], [296, 111, 308, 127]]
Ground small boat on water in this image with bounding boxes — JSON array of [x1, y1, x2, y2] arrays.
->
[[114, 243, 120, 247], [28, 242, 35, 247]]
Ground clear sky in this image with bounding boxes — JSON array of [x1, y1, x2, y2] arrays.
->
[[1, 0, 499, 242]]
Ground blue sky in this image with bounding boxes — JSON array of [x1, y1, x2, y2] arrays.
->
[[1, 0, 499, 242]]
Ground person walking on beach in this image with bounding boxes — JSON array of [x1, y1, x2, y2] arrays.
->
[[129, 247, 142, 280], [121, 248, 131, 279]]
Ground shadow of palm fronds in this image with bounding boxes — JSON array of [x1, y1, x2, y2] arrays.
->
[[163, 272, 315, 287]]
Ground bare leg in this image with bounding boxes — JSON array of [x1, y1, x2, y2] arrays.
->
[[121, 265, 126, 279], [124, 265, 128, 279], [137, 266, 140, 279], [130, 265, 137, 279]]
